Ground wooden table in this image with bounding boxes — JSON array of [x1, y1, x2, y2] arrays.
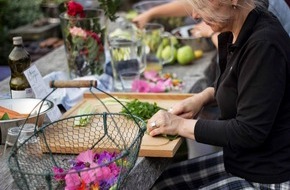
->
[[0, 45, 217, 189]]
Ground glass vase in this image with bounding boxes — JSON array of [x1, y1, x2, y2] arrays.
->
[[59, 9, 106, 79]]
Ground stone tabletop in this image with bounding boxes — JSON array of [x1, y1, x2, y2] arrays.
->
[[0, 45, 216, 97], [0, 45, 216, 189]]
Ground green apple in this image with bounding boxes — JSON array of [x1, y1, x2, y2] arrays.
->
[[161, 45, 177, 64], [170, 36, 179, 47], [162, 38, 170, 46], [177, 45, 195, 65]]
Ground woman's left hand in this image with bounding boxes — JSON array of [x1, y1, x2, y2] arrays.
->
[[147, 110, 197, 140], [147, 110, 182, 137]]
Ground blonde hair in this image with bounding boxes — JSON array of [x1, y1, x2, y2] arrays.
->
[[182, 0, 266, 23]]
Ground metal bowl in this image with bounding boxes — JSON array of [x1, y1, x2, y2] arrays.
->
[[0, 98, 54, 144], [171, 24, 215, 52]]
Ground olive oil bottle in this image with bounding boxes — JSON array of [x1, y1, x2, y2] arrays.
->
[[8, 36, 34, 98]]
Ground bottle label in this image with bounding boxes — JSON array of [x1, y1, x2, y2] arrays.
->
[[11, 88, 34, 98]]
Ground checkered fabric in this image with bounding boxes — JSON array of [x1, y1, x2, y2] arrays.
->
[[151, 151, 290, 190]]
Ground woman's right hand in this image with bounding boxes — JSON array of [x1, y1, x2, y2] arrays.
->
[[169, 87, 215, 119], [190, 21, 214, 38], [132, 12, 152, 29], [169, 95, 203, 119]]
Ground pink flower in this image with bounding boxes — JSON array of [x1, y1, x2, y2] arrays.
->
[[143, 71, 160, 82], [53, 150, 122, 190], [108, 162, 121, 176], [52, 166, 65, 181], [67, 1, 85, 18], [132, 80, 150, 92], [76, 149, 96, 165], [79, 162, 100, 184], [162, 78, 173, 90], [69, 26, 87, 38], [65, 169, 81, 190], [149, 82, 165, 92]]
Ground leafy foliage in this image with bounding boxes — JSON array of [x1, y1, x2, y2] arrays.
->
[[0, 0, 43, 65], [98, 0, 121, 21]]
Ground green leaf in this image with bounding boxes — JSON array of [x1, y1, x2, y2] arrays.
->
[[0, 112, 10, 120], [87, 37, 98, 60], [120, 99, 164, 121], [74, 104, 95, 127], [98, 0, 121, 21]]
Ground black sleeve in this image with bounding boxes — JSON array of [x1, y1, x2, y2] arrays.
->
[[195, 40, 287, 149]]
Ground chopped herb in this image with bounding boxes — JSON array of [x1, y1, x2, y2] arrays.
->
[[120, 99, 164, 121]]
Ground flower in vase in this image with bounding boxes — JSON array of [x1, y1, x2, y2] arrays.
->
[[67, 1, 85, 17], [60, 1, 106, 78]]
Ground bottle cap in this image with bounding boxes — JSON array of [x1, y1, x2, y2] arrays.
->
[[12, 36, 23, 45]]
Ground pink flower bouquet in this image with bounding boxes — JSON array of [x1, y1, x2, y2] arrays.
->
[[53, 150, 122, 190]]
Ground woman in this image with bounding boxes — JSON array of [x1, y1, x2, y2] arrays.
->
[[147, 0, 290, 189]]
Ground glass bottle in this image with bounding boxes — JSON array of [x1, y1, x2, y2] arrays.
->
[[8, 36, 34, 98]]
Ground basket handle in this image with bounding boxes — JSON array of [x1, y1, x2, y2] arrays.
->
[[50, 80, 98, 88]]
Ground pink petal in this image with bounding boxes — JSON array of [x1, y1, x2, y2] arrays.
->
[[162, 78, 173, 88], [149, 82, 166, 93], [143, 71, 158, 81], [80, 168, 97, 184], [65, 169, 81, 190], [52, 166, 65, 181], [132, 80, 150, 92], [76, 149, 95, 164]]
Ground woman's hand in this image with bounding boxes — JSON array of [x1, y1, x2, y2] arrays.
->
[[169, 95, 203, 119], [147, 110, 197, 139], [146, 88, 215, 139], [170, 87, 215, 119], [190, 21, 215, 38], [147, 110, 182, 136], [132, 11, 152, 29]]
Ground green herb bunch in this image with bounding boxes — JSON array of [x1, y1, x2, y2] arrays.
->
[[120, 99, 164, 122]]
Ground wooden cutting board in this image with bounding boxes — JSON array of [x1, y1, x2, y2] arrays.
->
[[40, 92, 192, 157]]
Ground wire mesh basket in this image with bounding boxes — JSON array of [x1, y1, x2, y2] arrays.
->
[[8, 80, 147, 190]]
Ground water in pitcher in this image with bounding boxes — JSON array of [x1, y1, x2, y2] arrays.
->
[[109, 38, 145, 91]]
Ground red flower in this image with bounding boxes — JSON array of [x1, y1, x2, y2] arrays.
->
[[67, 1, 85, 17], [86, 31, 104, 53]]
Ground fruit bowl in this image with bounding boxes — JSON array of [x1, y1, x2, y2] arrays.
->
[[171, 24, 215, 52], [0, 98, 54, 144]]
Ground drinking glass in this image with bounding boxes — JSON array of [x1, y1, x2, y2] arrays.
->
[[119, 70, 140, 92], [17, 123, 42, 163], [108, 22, 145, 91], [3, 127, 20, 155], [143, 23, 174, 72], [18, 123, 38, 144]]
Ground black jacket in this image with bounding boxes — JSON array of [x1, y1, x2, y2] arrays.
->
[[195, 8, 290, 183]]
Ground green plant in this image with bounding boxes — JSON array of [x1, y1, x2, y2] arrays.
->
[[0, 0, 44, 65], [98, 0, 121, 21]]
